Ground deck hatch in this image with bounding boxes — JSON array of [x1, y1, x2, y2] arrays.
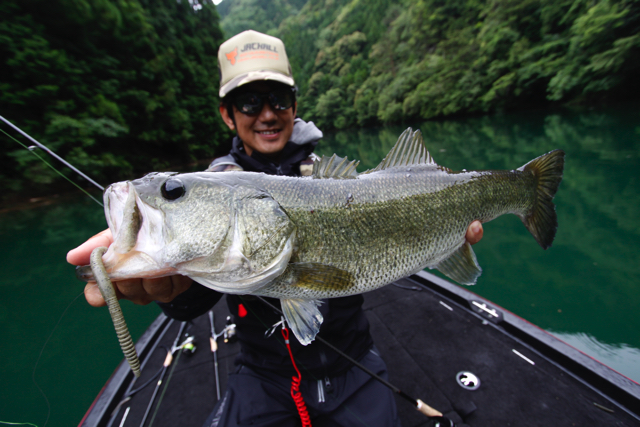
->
[[456, 371, 481, 391]]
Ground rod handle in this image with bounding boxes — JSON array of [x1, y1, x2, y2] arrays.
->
[[416, 399, 442, 417], [164, 349, 173, 367]]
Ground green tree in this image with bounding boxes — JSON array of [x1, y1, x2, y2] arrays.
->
[[217, 0, 307, 37], [270, 0, 640, 129], [1, 0, 229, 202]]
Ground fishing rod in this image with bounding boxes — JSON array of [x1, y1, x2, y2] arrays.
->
[[208, 310, 221, 401], [255, 296, 453, 425], [0, 115, 104, 191], [208, 311, 237, 400], [108, 344, 172, 422], [139, 322, 191, 427]]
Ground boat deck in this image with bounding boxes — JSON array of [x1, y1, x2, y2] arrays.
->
[[82, 272, 640, 427]]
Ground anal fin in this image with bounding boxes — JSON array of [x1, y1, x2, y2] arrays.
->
[[435, 242, 482, 285], [281, 298, 323, 345]]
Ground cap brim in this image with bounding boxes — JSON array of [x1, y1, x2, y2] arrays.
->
[[219, 71, 295, 98]]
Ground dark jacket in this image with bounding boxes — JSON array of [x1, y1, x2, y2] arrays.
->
[[157, 119, 374, 378]]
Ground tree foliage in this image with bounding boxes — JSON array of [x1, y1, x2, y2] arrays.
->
[[216, 0, 307, 37], [3, 0, 638, 201], [1, 0, 229, 200], [267, 0, 639, 130]]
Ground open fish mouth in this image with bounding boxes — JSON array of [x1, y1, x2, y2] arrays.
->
[[106, 181, 141, 254], [77, 181, 174, 282]]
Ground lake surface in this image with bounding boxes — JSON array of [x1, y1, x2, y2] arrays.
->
[[1, 104, 639, 426]]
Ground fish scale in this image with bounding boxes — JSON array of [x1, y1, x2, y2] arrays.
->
[[256, 166, 537, 300], [78, 128, 564, 346]]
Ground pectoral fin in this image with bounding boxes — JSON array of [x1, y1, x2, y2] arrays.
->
[[435, 242, 482, 285], [281, 298, 323, 345]]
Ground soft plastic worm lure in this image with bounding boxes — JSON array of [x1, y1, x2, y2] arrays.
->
[[90, 247, 141, 377]]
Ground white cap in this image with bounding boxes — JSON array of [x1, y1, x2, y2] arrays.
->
[[218, 30, 295, 98]]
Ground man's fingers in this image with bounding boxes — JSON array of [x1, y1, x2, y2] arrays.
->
[[67, 229, 113, 265], [85, 277, 152, 306], [466, 220, 484, 245], [115, 278, 155, 305], [170, 275, 193, 300], [84, 282, 106, 307], [139, 277, 174, 304], [73, 230, 192, 306], [83, 275, 192, 307], [110, 276, 193, 305], [142, 275, 193, 303]]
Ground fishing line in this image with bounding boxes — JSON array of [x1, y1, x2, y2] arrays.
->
[[30, 290, 87, 427], [2, 119, 122, 424], [0, 120, 108, 425], [0, 125, 103, 207], [0, 422, 39, 426], [126, 351, 167, 395], [108, 345, 171, 420], [146, 349, 183, 427], [145, 322, 189, 427]]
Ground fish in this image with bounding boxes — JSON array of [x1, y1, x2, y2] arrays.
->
[[79, 128, 565, 345]]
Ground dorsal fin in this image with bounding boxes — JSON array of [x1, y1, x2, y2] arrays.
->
[[366, 128, 437, 173], [312, 154, 360, 179]]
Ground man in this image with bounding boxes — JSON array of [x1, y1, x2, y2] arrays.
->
[[68, 30, 484, 426]]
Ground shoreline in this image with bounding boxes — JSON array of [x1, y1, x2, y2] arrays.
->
[[0, 158, 216, 214]]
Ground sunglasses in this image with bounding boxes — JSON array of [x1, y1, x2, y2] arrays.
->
[[231, 88, 296, 115]]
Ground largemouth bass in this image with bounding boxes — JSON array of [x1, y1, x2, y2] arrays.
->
[[80, 128, 564, 345]]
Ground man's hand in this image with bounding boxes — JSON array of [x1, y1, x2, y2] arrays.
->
[[67, 229, 192, 307], [466, 220, 483, 245]]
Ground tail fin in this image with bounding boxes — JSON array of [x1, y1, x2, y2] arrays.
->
[[518, 150, 565, 249]]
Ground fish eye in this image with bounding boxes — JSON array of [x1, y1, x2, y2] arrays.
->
[[161, 178, 185, 200]]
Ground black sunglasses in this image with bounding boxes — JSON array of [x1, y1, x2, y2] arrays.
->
[[232, 88, 296, 115]]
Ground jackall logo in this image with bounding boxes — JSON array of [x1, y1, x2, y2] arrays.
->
[[241, 43, 278, 53], [226, 47, 238, 65]]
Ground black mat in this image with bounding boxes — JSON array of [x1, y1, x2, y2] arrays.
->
[[365, 279, 639, 426], [103, 281, 640, 427]]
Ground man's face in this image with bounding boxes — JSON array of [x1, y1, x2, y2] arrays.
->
[[219, 81, 296, 158]]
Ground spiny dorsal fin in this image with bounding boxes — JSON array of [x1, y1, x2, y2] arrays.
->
[[312, 154, 360, 179], [366, 128, 437, 173]]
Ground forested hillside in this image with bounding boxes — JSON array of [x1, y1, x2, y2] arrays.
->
[[216, 0, 307, 37], [1, 0, 228, 201], [220, 0, 640, 130], [2, 0, 638, 202]]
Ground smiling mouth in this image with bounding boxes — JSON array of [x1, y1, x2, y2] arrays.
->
[[256, 129, 280, 135]]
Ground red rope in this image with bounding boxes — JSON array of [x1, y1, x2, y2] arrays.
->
[[281, 327, 312, 427]]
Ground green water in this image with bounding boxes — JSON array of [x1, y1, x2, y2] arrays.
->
[[316, 105, 640, 381], [1, 105, 639, 426], [0, 200, 161, 427]]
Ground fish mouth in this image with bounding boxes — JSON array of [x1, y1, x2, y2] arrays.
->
[[107, 181, 141, 254], [77, 181, 173, 282]]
